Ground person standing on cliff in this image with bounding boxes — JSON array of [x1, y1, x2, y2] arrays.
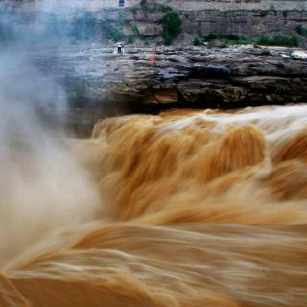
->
[[115, 42, 125, 55]]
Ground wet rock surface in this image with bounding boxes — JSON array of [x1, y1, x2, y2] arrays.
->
[[31, 45, 307, 134]]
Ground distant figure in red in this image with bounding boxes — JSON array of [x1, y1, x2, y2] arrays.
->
[[149, 47, 157, 65]]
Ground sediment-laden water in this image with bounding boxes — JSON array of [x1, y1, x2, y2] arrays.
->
[[1, 105, 307, 306]]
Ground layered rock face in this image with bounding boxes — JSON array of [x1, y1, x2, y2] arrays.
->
[[130, 0, 307, 41], [180, 10, 307, 38], [51, 3, 307, 45], [78, 46, 307, 108], [2, 1, 307, 44], [31, 45, 307, 134], [161, 0, 307, 11]]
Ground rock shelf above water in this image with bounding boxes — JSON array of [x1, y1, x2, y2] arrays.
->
[[31, 45, 307, 134]]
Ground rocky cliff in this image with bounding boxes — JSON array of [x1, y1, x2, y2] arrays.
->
[[52, 2, 307, 47], [126, 1, 307, 45], [2, 1, 307, 46], [30, 45, 307, 135]]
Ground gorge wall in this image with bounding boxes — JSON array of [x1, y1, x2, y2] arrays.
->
[[2, 0, 307, 45], [161, 0, 307, 11], [45, 0, 307, 47], [123, 0, 307, 45], [6, 0, 307, 44]]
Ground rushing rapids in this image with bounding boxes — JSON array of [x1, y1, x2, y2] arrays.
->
[[2, 104, 307, 306]]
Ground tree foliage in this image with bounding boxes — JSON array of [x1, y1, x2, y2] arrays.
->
[[161, 10, 182, 45]]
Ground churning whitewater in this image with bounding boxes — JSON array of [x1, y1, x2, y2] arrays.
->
[[1, 104, 307, 306]]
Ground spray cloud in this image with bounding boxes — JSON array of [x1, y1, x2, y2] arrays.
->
[[0, 1, 101, 265]]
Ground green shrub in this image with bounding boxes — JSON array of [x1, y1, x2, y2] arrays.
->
[[199, 34, 253, 45], [100, 20, 125, 42], [127, 35, 136, 44], [193, 37, 202, 46], [193, 33, 300, 48], [255, 34, 299, 47], [131, 23, 140, 36], [295, 25, 307, 37], [109, 26, 125, 42], [161, 10, 182, 45]]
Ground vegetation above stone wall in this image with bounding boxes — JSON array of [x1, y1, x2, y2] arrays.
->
[[1, 2, 306, 47], [193, 33, 301, 48]]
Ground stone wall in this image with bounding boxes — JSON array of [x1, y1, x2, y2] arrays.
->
[[3, 0, 307, 45], [117, 1, 307, 45], [20, 0, 307, 12], [158, 0, 307, 12], [179, 10, 307, 38]]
